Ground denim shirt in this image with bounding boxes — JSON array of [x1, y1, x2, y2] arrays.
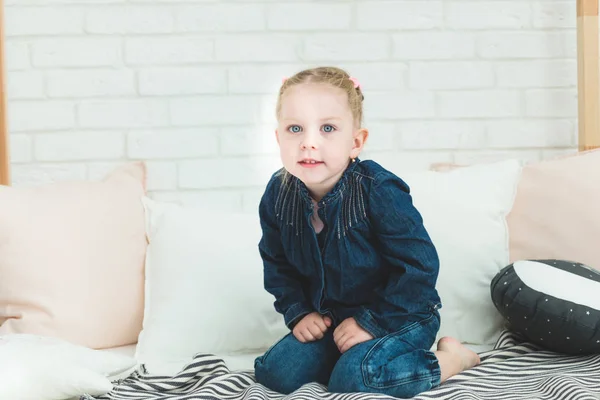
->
[[257, 159, 441, 339]]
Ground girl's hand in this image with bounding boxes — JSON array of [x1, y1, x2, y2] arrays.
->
[[293, 312, 332, 343], [333, 317, 374, 353]]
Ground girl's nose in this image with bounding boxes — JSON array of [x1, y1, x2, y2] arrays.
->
[[300, 131, 318, 150]]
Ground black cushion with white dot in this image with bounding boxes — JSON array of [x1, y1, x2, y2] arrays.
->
[[491, 259, 600, 355]]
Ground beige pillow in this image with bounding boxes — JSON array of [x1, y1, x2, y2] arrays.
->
[[507, 149, 600, 269], [432, 150, 600, 269], [0, 162, 147, 349]]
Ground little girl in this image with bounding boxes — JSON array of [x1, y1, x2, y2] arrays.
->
[[254, 66, 480, 398]]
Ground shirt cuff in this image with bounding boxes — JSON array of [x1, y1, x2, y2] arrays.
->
[[284, 302, 313, 329], [353, 307, 389, 338]]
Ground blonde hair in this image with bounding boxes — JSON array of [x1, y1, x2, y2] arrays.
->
[[276, 66, 365, 127]]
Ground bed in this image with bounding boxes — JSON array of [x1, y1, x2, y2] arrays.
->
[[1, 1, 600, 400], [79, 331, 600, 400]]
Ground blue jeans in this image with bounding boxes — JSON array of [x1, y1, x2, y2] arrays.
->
[[254, 311, 441, 398]]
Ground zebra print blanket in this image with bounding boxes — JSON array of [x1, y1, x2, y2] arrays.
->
[[82, 331, 600, 400]]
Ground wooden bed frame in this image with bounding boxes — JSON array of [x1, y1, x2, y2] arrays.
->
[[0, 0, 8, 186], [0, 1, 599, 186]]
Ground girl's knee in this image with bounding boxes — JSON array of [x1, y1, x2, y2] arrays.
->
[[329, 356, 436, 398], [254, 334, 301, 394], [327, 342, 368, 393], [328, 339, 439, 398], [254, 332, 338, 394], [327, 361, 362, 393], [254, 356, 301, 394]]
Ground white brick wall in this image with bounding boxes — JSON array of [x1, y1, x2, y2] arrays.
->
[[4, 0, 579, 213]]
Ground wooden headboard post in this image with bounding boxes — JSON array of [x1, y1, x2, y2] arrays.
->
[[577, 0, 600, 151], [0, 0, 9, 186]]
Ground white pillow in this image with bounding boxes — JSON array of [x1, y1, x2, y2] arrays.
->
[[399, 159, 522, 345], [135, 198, 287, 374], [137, 158, 521, 374], [0, 334, 136, 400]]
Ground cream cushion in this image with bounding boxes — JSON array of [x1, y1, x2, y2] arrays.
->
[[507, 149, 600, 270], [0, 163, 148, 349]]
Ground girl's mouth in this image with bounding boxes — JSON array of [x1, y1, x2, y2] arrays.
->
[[299, 159, 324, 168]]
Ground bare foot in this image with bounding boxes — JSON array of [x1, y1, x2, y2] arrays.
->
[[438, 337, 480, 370], [434, 337, 480, 383]]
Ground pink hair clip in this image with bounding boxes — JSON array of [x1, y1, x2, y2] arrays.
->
[[282, 77, 288, 84], [349, 77, 361, 89]]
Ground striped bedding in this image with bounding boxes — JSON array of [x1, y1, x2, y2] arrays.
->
[[82, 330, 600, 400]]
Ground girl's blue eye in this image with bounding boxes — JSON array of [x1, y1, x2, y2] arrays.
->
[[322, 124, 335, 133], [289, 125, 302, 133]]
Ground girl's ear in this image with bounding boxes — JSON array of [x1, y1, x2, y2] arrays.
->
[[275, 129, 280, 145], [351, 128, 369, 158]]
